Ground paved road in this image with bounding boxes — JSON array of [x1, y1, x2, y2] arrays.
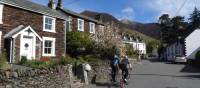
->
[[91, 59, 200, 88]]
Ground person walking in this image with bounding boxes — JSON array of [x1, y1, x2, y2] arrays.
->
[[120, 56, 131, 83], [110, 55, 120, 82]]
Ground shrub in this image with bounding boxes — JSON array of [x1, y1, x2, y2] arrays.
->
[[125, 44, 138, 59], [23, 60, 49, 68], [19, 56, 27, 64], [60, 55, 76, 65], [0, 52, 7, 69], [65, 32, 95, 57]]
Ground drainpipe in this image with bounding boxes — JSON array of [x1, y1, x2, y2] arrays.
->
[[9, 38, 13, 63]]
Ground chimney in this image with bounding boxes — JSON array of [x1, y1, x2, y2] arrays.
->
[[48, 0, 55, 9], [95, 14, 103, 22], [57, 0, 63, 9]]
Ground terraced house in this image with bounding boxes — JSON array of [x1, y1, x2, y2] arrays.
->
[[0, 0, 104, 63]]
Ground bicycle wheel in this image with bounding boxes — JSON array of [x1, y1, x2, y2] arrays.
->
[[120, 79, 126, 88]]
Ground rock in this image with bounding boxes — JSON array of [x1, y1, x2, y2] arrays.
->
[[5, 71, 10, 79], [12, 72, 18, 78], [6, 85, 12, 88]]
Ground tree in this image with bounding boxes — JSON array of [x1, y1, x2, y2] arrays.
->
[[65, 32, 95, 57], [189, 7, 200, 29], [94, 23, 123, 59], [158, 14, 172, 43]]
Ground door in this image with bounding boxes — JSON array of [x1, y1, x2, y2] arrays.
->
[[21, 36, 34, 60]]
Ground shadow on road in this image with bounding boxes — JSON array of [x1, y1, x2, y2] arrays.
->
[[180, 65, 200, 73], [131, 73, 200, 79], [148, 58, 164, 63], [92, 82, 119, 88]]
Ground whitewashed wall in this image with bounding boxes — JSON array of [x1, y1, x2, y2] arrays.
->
[[185, 29, 200, 60], [123, 41, 146, 54]]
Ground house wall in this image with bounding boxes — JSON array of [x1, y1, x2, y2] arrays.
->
[[70, 16, 100, 34], [166, 43, 185, 61], [123, 41, 147, 54], [185, 29, 200, 59], [1, 5, 65, 59]]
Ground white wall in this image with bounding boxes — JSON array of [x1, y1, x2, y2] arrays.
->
[[185, 29, 200, 59], [123, 41, 147, 54]]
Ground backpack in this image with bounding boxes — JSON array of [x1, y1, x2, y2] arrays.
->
[[121, 59, 129, 65], [111, 58, 119, 66]]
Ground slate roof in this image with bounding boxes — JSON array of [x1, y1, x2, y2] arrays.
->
[[0, 0, 67, 19], [58, 8, 104, 25], [4, 25, 25, 38]]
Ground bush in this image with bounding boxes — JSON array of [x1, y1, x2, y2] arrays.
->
[[65, 32, 95, 57], [19, 56, 27, 64], [23, 60, 49, 68], [195, 51, 200, 65], [0, 52, 7, 69], [125, 44, 138, 59], [60, 55, 76, 65]]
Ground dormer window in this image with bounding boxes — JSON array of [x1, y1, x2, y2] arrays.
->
[[78, 19, 84, 31], [43, 16, 56, 32]]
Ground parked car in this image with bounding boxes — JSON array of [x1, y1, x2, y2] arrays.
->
[[174, 55, 187, 63]]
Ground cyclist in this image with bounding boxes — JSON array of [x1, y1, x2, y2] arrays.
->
[[120, 56, 131, 83], [110, 55, 120, 82]]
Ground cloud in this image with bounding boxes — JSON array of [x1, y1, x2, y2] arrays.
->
[[121, 7, 134, 20], [146, 0, 197, 20]]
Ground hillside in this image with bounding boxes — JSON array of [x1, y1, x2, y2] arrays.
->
[[81, 10, 161, 42]]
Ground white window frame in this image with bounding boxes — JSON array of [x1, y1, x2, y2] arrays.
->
[[89, 22, 95, 34], [0, 4, 4, 24], [43, 16, 56, 33], [78, 19, 84, 31], [42, 37, 56, 56], [0, 31, 2, 53]]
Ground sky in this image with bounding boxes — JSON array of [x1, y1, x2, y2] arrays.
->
[[32, 0, 199, 23]]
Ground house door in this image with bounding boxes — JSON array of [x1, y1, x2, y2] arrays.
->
[[21, 36, 34, 60]]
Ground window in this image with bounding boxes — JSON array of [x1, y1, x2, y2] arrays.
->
[[66, 16, 72, 31], [89, 22, 95, 33], [0, 31, 2, 53], [78, 19, 84, 31], [0, 4, 3, 24], [43, 37, 55, 56], [43, 16, 56, 32]]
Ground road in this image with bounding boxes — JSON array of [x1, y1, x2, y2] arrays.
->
[[91, 59, 200, 88]]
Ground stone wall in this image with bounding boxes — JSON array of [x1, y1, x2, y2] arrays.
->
[[87, 63, 110, 84], [0, 65, 71, 88]]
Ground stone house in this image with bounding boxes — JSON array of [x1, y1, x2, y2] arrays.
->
[[55, 0, 104, 33], [0, 0, 104, 63]]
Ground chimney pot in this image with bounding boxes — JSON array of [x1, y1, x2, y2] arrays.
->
[[48, 0, 55, 9], [57, 0, 63, 8]]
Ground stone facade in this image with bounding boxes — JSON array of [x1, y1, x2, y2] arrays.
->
[[70, 15, 101, 34], [0, 5, 65, 61]]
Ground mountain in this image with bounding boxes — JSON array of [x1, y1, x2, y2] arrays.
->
[[81, 10, 161, 41]]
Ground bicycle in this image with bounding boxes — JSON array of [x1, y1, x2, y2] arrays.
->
[[119, 66, 132, 88]]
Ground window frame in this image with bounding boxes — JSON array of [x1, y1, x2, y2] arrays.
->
[[42, 37, 56, 56], [43, 16, 56, 33], [0, 4, 4, 24], [77, 19, 84, 31], [89, 22, 95, 34]]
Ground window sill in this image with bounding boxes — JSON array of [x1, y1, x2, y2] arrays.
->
[[43, 29, 56, 33], [42, 54, 56, 57]]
